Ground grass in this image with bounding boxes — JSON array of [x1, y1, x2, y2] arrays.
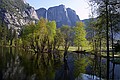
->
[[68, 46, 78, 51], [58, 46, 92, 52]]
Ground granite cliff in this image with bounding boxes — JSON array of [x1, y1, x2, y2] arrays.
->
[[36, 5, 80, 27], [0, 0, 39, 30], [36, 8, 47, 19]]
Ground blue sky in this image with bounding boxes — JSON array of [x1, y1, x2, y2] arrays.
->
[[26, 0, 90, 20]]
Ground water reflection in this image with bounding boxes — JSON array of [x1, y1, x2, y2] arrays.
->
[[0, 47, 63, 80], [0, 47, 120, 80]]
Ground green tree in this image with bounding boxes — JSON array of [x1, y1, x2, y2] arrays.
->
[[46, 21, 56, 52], [54, 29, 64, 50], [60, 25, 73, 57], [21, 18, 48, 53], [74, 22, 88, 51], [35, 18, 48, 53], [21, 22, 36, 51], [89, 0, 120, 79]]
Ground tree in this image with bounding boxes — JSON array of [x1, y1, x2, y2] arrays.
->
[[21, 18, 57, 54], [60, 25, 73, 57], [46, 21, 56, 52], [74, 22, 88, 51], [89, 0, 120, 79], [54, 28, 64, 50], [34, 18, 48, 53], [21, 22, 36, 51]]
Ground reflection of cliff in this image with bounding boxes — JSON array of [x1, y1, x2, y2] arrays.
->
[[36, 5, 80, 27]]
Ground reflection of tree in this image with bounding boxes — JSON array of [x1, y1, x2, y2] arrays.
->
[[0, 46, 64, 80], [55, 56, 70, 80], [90, 55, 107, 79], [112, 62, 115, 80], [20, 51, 63, 80], [63, 58, 69, 80], [74, 57, 90, 79]]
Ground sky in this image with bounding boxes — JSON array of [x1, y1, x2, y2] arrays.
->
[[26, 0, 90, 20]]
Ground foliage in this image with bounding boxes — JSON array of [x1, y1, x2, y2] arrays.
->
[[21, 22, 36, 46], [47, 21, 56, 43], [85, 0, 120, 53], [88, 0, 120, 38], [54, 29, 64, 49], [74, 22, 88, 51], [20, 18, 57, 53], [74, 58, 90, 78], [0, 16, 90, 53], [60, 25, 73, 53]]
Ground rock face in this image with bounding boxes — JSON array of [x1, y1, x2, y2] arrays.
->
[[47, 5, 71, 27], [36, 8, 47, 19], [67, 8, 80, 26], [0, 0, 39, 30], [36, 5, 80, 27]]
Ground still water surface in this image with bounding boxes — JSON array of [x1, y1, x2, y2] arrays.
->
[[0, 47, 120, 80]]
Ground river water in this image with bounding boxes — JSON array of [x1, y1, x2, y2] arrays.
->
[[0, 47, 120, 80]]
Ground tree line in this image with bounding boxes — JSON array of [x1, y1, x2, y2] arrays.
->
[[0, 18, 88, 56]]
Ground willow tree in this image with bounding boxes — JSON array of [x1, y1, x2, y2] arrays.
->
[[34, 18, 48, 53], [74, 22, 88, 51], [21, 18, 55, 53], [21, 22, 36, 51], [46, 21, 56, 52]]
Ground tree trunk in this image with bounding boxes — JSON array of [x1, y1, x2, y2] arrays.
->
[[110, 12, 114, 61], [78, 46, 80, 51], [99, 38, 102, 80], [105, 0, 110, 79], [10, 38, 13, 46]]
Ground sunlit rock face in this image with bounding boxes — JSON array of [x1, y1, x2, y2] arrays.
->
[[3, 7, 38, 29], [0, 0, 39, 31], [36, 5, 80, 27]]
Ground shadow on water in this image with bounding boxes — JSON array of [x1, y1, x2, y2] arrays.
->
[[0, 47, 120, 80]]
